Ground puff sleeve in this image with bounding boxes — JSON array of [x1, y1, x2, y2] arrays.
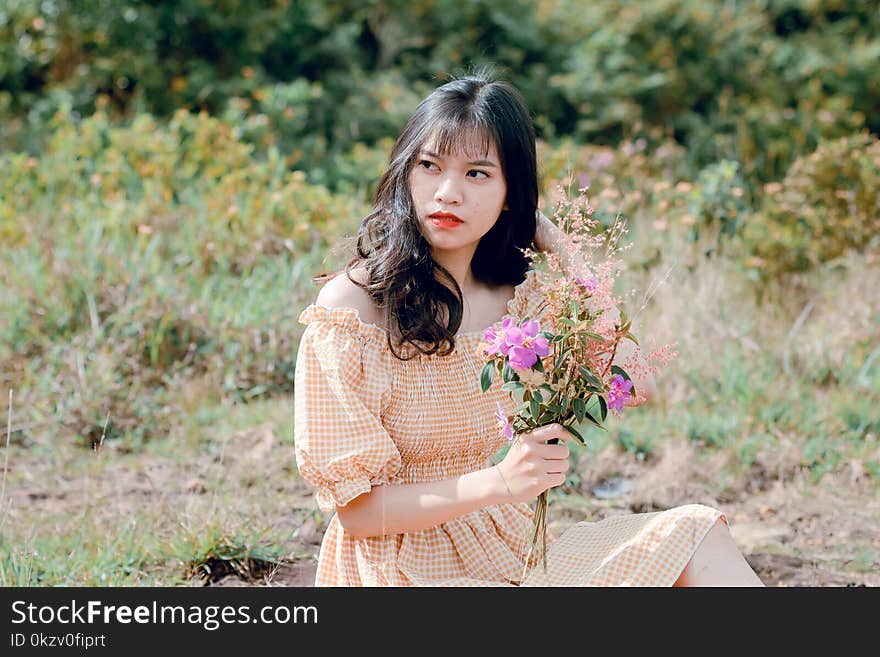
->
[[506, 269, 546, 322], [293, 306, 402, 512]]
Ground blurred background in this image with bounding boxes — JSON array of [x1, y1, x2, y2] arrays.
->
[[1, 0, 878, 586]]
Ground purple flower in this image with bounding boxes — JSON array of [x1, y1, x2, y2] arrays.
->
[[519, 319, 550, 357], [484, 317, 525, 357], [521, 319, 540, 338], [494, 403, 514, 441], [589, 151, 614, 171], [532, 336, 550, 357], [574, 275, 598, 293], [508, 345, 538, 371], [607, 374, 633, 412], [484, 317, 549, 372], [483, 327, 506, 356], [501, 317, 524, 346]]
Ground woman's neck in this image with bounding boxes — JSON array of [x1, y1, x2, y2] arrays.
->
[[432, 248, 478, 296]]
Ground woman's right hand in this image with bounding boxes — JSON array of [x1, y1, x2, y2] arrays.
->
[[495, 423, 573, 503]]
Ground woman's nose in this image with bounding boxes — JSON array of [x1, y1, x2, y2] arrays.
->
[[434, 176, 462, 205]]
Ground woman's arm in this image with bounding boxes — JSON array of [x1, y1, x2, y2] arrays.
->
[[336, 467, 507, 538], [336, 423, 573, 539], [534, 210, 591, 279]]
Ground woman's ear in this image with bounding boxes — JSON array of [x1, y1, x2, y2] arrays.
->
[[503, 202, 509, 211]]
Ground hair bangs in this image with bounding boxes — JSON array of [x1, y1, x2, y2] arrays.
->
[[421, 114, 498, 162]]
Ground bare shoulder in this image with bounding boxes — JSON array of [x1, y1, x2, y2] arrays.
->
[[315, 266, 384, 327]]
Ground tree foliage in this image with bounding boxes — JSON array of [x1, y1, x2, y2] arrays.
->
[[1, 0, 877, 188]]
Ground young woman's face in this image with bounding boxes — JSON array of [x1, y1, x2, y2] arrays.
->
[[408, 135, 508, 254]]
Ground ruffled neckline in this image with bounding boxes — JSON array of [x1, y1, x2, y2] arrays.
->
[[298, 268, 539, 349]]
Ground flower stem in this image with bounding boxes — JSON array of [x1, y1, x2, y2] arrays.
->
[[522, 489, 550, 583]]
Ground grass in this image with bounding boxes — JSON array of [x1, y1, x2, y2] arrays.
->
[[1, 119, 878, 585], [0, 395, 308, 586]]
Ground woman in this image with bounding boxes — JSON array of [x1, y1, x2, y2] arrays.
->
[[293, 70, 763, 586]]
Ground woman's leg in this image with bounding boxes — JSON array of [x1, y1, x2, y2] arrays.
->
[[673, 518, 765, 587]]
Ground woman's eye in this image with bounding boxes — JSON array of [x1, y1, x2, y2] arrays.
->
[[467, 170, 489, 179], [419, 160, 438, 170]]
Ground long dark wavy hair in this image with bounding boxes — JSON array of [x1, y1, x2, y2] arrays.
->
[[315, 68, 538, 359]]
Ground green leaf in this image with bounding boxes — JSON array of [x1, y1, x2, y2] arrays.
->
[[480, 361, 495, 393], [578, 366, 601, 388], [533, 358, 544, 373], [582, 409, 606, 430], [502, 360, 513, 383], [569, 300, 580, 318], [583, 332, 607, 342], [562, 424, 586, 445], [573, 397, 586, 423], [555, 347, 572, 370], [532, 389, 543, 404], [610, 365, 631, 381], [625, 332, 639, 346], [529, 398, 540, 418], [501, 381, 524, 392], [598, 395, 608, 422], [547, 403, 565, 414], [558, 317, 576, 328]]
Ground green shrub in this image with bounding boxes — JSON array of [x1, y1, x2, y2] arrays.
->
[[684, 160, 749, 252], [742, 132, 880, 278], [537, 135, 692, 225], [0, 107, 367, 447], [3, 0, 877, 191], [543, 0, 875, 182]]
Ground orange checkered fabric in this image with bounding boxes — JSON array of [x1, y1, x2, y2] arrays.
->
[[294, 269, 725, 586]]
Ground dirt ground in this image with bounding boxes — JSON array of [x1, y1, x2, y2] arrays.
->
[[7, 428, 878, 587], [256, 439, 880, 588]]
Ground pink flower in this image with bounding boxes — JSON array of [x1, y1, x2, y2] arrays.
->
[[484, 317, 550, 372], [484, 317, 524, 357], [521, 319, 540, 337], [508, 345, 538, 371], [590, 151, 614, 171], [521, 319, 550, 356], [507, 319, 551, 371], [607, 374, 633, 412], [574, 275, 598, 293], [532, 336, 550, 357], [494, 403, 514, 440], [483, 328, 506, 356], [501, 317, 524, 347]]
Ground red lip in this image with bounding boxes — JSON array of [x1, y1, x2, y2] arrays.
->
[[429, 212, 463, 222]]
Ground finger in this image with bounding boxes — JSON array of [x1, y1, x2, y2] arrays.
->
[[542, 429, 575, 449], [534, 442, 569, 459], [542, 444, 570, 460], [523, 423, 570, 444], [544, 459, 570, 474]]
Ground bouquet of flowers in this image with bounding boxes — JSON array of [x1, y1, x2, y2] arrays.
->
[[479, 189, 675, 578]]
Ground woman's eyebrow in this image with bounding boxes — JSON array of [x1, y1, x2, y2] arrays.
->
[[419, 149, 499, 168]]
